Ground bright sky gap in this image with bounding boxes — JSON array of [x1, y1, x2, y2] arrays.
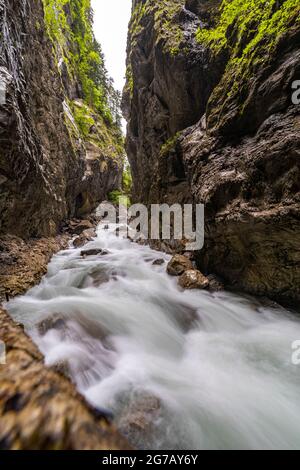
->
[[91, 0, 132, 94]]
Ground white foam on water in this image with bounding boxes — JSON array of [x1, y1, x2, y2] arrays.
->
[[6, 224, 300, 449]]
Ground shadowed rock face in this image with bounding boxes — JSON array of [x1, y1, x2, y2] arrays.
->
[[122, 0, 226, 205], [0, 0, 122, 238], [123, 0, 300, 307]]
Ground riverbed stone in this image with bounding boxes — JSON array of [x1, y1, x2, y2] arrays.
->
[[68, 220, 94, 235], [80, 248, 103, 257], [178, 270, 209, 290], [152, 258, 165, 266], [73, 229, 96, 248], [100, 249, 110, 256], [118, 393, 161, 448], [167, 255, 193, 276]]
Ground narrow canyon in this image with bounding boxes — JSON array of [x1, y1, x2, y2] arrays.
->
[[0, 0, 299, 451]]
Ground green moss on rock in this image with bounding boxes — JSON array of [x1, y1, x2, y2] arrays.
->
[[160, 132, 181, 156], [41, 0, 124, 170], [42, 0, 121, 126], [194, 0, 300, 130], [196, 0, 300, 95], [128, 0, 185, 55]]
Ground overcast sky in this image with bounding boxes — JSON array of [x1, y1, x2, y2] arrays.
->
[[91, 0, 132, 93]]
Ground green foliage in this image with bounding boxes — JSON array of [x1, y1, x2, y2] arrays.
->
[[108, 190, 124, 205], [42, 0, 122, 128], [160, 133, 180, 156], [154, 0, 184, 56], [196, 0, 300, 57], [196, 0, 300, 117], [122, 166, 132, 194], [129, 1, 147, 45], [70, 100, 125, 163], [71, 101, 95, 137], [125, 65, 134, 98], [108, 165, 132, 206], [128, 0, 184, 55]]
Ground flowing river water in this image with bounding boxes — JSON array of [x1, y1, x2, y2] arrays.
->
[[6, 223, 300, 450]]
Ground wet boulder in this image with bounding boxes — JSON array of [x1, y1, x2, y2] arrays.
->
[[73, 229, 96, 248], [178, 269, 209, 290], [167, 255, 193, 276], [68, 220, 94, 235]]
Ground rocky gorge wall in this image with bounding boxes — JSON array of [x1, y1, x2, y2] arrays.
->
[[123, 0, 300, 307], [0, 0, 123, 239], [0, 0, 128, 449]]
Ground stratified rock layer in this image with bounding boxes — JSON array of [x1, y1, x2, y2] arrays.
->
[[123, 0, 300, 307]]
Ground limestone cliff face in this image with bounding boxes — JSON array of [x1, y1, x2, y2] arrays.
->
[[123, 0, 300, 307], [0, 0, 123, 238]]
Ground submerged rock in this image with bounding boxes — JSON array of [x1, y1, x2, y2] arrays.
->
[[178, 270, 209, 290], [152, 258, 165, 266], [167, 255, 193, 276], [101, 249, 110, 256], [118, 393, 161, 448], [89, 269, 111, 287], [80, 248, 103, 257], [37, 314, 66, 336]]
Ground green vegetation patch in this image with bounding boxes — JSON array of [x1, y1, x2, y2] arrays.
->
[[160, 132, 181, 156], [128, 0, 185, 55], [195, 0, 300, 123], [196, 0, 300, 56], [71, 100, 124, 163], [42, 0, 122, 127]]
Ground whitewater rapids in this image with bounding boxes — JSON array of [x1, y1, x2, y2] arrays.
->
[[6, 224, 300, 450]]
